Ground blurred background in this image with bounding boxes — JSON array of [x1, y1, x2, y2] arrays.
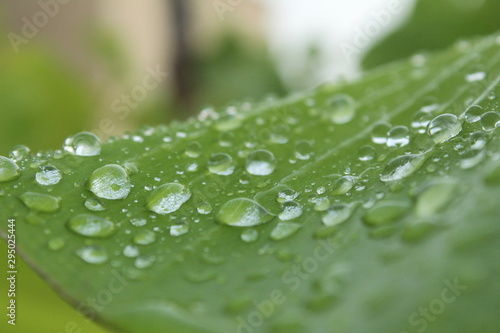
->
[[1, 0, 500, 332]]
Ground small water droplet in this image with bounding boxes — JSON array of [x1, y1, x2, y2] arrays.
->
[[146, 183, 191, 215], [428, 114, 462, 143], [411, 111, 434, 130], [480, 111, 500, 131], [9, 145, 31, 162], [67, 214, 116, 238], [130, 218, 147, 227], [322, 204, 353, 226], [313, 197, 330, 211], [48, 238, 65, 251], [387, 126, 410, 147], [64, 132, 101, 156], [371, 122, 391, 144], [77, 246, 108, 264], [170, 224, 189, 237], [380, 153, 428, 182], [84, 198, 106, 212], [464, 105, 484, 123], [460, 149, 486, 169], [246, 150, 276, 176], [135, 255, 155, 269], [217, 198, 273, 227], [88, 164, 131, 200], [19, 192, 61, 213], [358, 145, 376, 161], [133, 230, 156, 245], [466, 71, 486, 82], [278, 201, 303, 221], [185, 142, 202, 158], [208, 153, 235, 175], [277, 188, 298, 203], [35, 165, 62, 186], [363, 201, 410, 226], [123, 245, 140, 257], [295, 140, 313, 160], [197, 202, 213, 214], [241, 228, 259, 242], [270, 222, 301, 241], [0, 156, 20, 183], [324, 94, 356, 124]]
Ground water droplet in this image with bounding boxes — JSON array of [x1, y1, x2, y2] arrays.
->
[[88, 164, 131, 200], [270, 222, 301, 241], [67, 214, 116, 238], [146, 183, 191, 215], [380, 153, 428, 182], [371, 122, 391, 144], [324, 94, 356, 124], [363, 201, 410, 226], [428, 114, 462, 143], [170, 224, 189, 237], [19, 192, 61, 213], [9, 145, 30, 162], [358, 145, 376, 161], [464, 105, 484, 123], [277, 188, 298, 203], [386, 126, 410, 147], [214, 114, 242, 131], [133, 230, 156, 245], [411, 111, 434, 129], [197, 202, 213, 215], [331, 176, 356, 195], [466, 71, 486, 82], [130, 218, 147, 227], [0, 156, 20, 183], [185, 142, 202, 158], [295, 140, 313, 160], [415, 181, 457, 217], [313, 197, 330, 211], [64, 132, 101, 156], [278, 201, 303, 221], [217, 198, 273, 227], [322, 204, 353, 226], [123, 245, 140, 258], [135, 255, 155, 269], [241, 228, 259, 242], [84, 198, 106, 212], [246, 150, 276, 176], [35, 165, 62, 186], [77, 246, 108, 264], [480, 111, 500, 131], [208, 153, 235, 175], [48, 238, 65, 251], [470, 131, 488, 150], [460, 149, 486, 169]]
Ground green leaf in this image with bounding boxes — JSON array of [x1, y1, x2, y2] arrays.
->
[[362, 0, 500, 70], [1, 33, 500, 333]]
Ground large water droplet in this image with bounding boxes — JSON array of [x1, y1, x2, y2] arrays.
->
[[35, 165, 62, 186], [270, 222, 301, 241], [217, 198, 273, 227], [415, 181, 457, 217], [380, 153, 428, 182], [0, 156, 20, 183], [324, 94, 356, 124], [64, 132, 101, 156], [67, 214, 116, 238], [19, 192, 61, 213], [133, 230, 156, 245], [464, 105, 484, 123], [332, 176, 356, 195], [208, 153, 235, 175], [146, 183, 191, 215], [246, 150, 276, 176], [386, 126, 410, 147], [278, 201, 303, 221], [480, 111, 500, 131], [77, 246, 108, 264], [197, 202, 213, 215], [428, 114, 462, 143], [9, 145, 31, 162], [363, 201, 410, 226], [322, 204, 353, 226], [88, 164, 131, 200]]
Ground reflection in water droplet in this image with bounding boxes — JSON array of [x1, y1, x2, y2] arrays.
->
[[146, 183, 191, 215], [77, 246, 108, 264], [278, 201, 303, 221], [295, 141, 313, 160], [380, 153, 428, 182], [332, 176, 356, 195], [246, 150, 276, 176], [9, 145, 31, 162], [428, 114, 462, 143], [19, 192, 61, 213], [271, 222, 301, 241], [170, 224, 189, 237], [464, 105, 484, 123], [36, 165, 62, 186], [358, 145, 376, 161], [88, 164, 131, 200], [64, 132, 101, 156], [84, 198, 106, 212], [470, 131, 488, 150], [480, 111, 500, 131], [133, 230, 156, 245], [0, 156, 20, 183], [387, 126, 410, 147], [322, 204, 353, 226], [324, 94, 356, 124], [277, 188, 298, 203], [241, 228, 259, 243], [67, 214, 116, 238], [185, 142, 202, 158], [217, 198, 273, 227], [208, 153, 235, 175], [363, 201, 410, 226]]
